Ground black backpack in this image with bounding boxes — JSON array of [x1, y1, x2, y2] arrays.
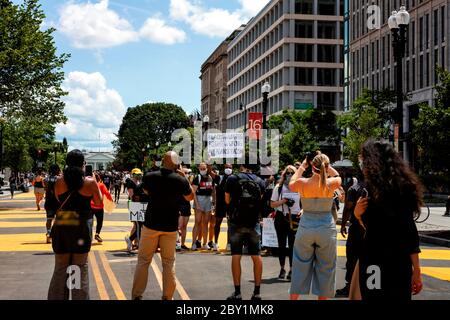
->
[[230, 174, 262, 227]]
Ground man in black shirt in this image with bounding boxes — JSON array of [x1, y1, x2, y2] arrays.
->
[[131, 151, 194, 301], [225, 163, 266, 301], [335, 180, 367, 298]]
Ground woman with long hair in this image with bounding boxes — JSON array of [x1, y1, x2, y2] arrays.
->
[[288, 153, 341, 300], [47, 150, 102, 300], [33, 169, 45, 211], [270, 165, 302, 280], [92, 172, 113, 243], [353, 139, 423, 300]]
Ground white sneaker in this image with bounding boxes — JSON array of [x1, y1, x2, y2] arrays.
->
[[191, 243, 197, 251], [125, 236, 132, 251], [213, 243, 218, 251], [202, 244, 210, 250]]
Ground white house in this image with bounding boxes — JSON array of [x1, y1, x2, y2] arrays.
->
[[83, 151, 115, 171]]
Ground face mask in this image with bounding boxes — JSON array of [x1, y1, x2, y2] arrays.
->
[[155, 162, 161, 167], [200, 170, 208, 176], [284, 174, 293, 185], [224, 168, 233, 175]]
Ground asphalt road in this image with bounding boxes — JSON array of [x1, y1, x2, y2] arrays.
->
[[0, 191, 449, 300]]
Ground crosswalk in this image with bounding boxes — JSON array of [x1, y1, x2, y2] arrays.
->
[[1, 192, 450, 283]]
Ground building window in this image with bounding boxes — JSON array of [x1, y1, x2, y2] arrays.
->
[[295, 68, 313, 85], [318, 21, 336, 39], [295, 44, 313, 61], [434, 10, 439, 46], [295, 21, 313, 38], [318, 0, 336, 15], [406, 60, 410, 92], [426, 14, 429, 49], [411, 21, 415, 56], [441, 7, 446, 43], [317, 69, 336, 86], [426, 52, 430, 87], [412, 57, 416, 91], [419, 17, 423, 52], [434, 49, 439, 84], [317, 92, 336, 110], [419, 55, 423, 88], [295, 0, 313, 14], [442, 46, 446, 69], [317, 45, 336, 62]]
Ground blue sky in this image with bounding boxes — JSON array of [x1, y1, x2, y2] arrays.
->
[[24, 0, 270, 151]]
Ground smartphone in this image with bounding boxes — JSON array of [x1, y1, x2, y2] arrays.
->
[[85, 165, 93, 177]]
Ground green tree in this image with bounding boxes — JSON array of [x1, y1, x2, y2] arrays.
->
[[268, 110, 318, 168], [113, 102, 190, 169], [0, 0, 69, 124], [338, 89, 397, 167], [412, 67, 450, 174]]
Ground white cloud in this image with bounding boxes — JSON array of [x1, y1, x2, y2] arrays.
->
[[57, 71, 127, 151], [169, 0, 270, 38], [59, 0, 186, 48], [140, 17, 186, 45]]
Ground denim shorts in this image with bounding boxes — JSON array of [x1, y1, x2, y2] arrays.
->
[[193, 195, 212, 212], [229, 222, 261, 256]]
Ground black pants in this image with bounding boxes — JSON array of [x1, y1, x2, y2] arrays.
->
[[446, 198, 450, 214], [114, 186, 121, 203], [92, 208, 104, 235], [130, 222, 143, 242], [345, 223, 364, 284], [274, 211, 296, 268]]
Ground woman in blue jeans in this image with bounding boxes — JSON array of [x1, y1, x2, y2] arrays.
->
[[288, 153, 341, 300]]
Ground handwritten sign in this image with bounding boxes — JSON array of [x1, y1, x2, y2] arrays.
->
[[207, 133, 244, 159], [262, 218, 288, 248], [129, 202, 147, 222]]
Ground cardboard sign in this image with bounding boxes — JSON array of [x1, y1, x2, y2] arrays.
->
[[262, 218, 288, 248], [207, 133, 244, 159], [129, 202, 147, 222]]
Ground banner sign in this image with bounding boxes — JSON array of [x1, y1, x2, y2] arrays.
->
[[207, 133, 244, 159], [129, 202, 147, 222], [248, 112, 263, 140]]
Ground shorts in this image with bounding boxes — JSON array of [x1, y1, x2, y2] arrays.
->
[[229, 222, 261, 256], [193, 195, 212, 212], [179, 203, 191, 217], [34, 187, 45, 195]]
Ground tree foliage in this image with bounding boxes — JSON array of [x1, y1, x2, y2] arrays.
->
[[412, 67, 450, 174], [338, 89, 397, 167], [113, 102, 190, 170]]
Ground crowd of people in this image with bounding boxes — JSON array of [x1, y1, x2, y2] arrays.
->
[[32, 139, 425, 301]]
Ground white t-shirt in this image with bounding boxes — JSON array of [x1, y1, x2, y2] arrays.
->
[[271, 184, 301, 215]]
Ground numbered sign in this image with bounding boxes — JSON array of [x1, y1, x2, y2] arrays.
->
[[129, 202, 147, 222], [248, 112, 263, 140]]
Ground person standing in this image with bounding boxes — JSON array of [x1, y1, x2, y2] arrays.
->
[[113, 173, 122, 204], [288, 153, 341, 300], [132, 151, 194, 300], [9, 174, 16, 199], [178, 166, 193, 250], [270, 165, 302, 281], [91, 172, 113, 243], [353, 139, 423, 300], [44, 164, 61, 244], [191, 162, 214, 250], [444, 195, 450, 217], [124, 168, 146, 251], [335, 177, 366, 297], [225, 162, 266, 300], [33, 169, 45, 211], [48, 150, 102, 300]]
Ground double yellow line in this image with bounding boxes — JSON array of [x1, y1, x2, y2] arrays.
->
[[89, 251, 190, 300]]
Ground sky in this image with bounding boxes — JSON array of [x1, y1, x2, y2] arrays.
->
[[24, 0, 271, 152]]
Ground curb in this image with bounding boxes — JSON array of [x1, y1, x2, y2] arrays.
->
[[419, 232, 450, 248]]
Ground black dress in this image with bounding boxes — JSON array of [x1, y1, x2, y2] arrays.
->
[[358, 192, 421, 300], [51, 191, 93, 254]]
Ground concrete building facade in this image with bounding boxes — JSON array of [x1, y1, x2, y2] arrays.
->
[[349, 0, 449, 165], [200, 28, 244, 131], [227, 0, 345, 130]]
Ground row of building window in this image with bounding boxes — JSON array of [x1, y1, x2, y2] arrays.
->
[[295, 0, 344, 16]]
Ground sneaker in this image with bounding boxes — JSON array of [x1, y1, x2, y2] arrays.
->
[[251, 293, 262, 301], [125, 236, 132, 251], [212, 243, 219, 251], [181, 245, 189, 250], [195, 240, 201, 248], [176, 242, 182, 251], [202, 244, 210, 250], [287, 270, 292, 281], [207, 241, 214, 249], [278, 268, 286, 279], [95, 234, 103, 243], [335, 285, 350, 298], [227, 292, 242, 300], [191, 243, 198, 251]]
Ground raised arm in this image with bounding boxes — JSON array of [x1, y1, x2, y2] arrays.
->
[[289, 160, 307, 193]]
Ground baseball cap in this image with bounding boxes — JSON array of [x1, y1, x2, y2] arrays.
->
[[131, 168, 143, 175]]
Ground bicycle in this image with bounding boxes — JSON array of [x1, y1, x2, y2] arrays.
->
[[414, 204, 431, 223]]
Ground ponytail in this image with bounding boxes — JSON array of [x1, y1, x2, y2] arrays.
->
[[319, 162, 328, 190], [312, 154, 330, 191]]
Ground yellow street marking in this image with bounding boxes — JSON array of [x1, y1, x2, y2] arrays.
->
[[421, 267, 450, 282], [88, 252, 110, 300], [151, 260, 163, 290], [98, 251, 127, 300], [0, 221, 134, 228], [174, 272, 190, 300]]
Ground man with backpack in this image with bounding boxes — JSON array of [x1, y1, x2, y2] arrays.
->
[[225, 162, 266, 301]]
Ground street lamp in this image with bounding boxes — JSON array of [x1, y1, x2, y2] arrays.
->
[[203, 115, 209, 154], [388, 6, 410, 154], [239, 103, 247, 133], [261, 81, 271, 130]]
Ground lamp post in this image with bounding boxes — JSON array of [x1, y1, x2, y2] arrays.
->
[[388, 6, 410, 154], [203, 115, 209, 155], [261, 81, 271, 130], [239, 103, 247, 133]]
